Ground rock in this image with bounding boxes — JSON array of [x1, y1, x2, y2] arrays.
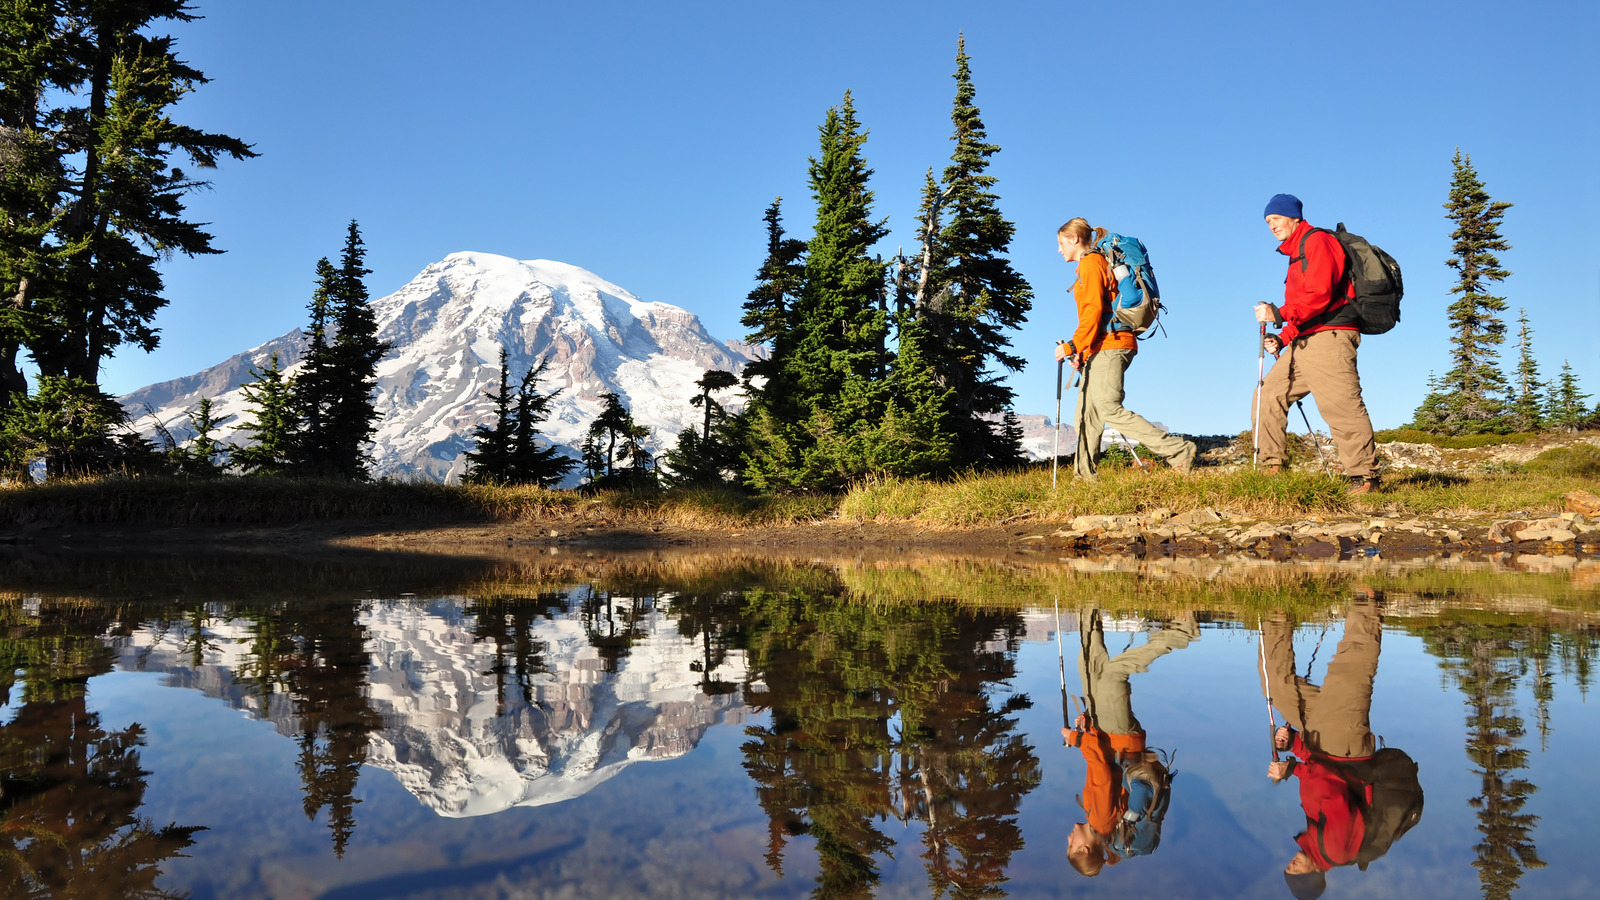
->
[[1145, 508, 1174, 523], [1171, 508, 1223, 527], [1328, 523, 1366, 538], [1559, 512, 1590, 526], [1487, 520, 1530, 543], [1566, 490, 1600, 516], [1513, 520, 1576, 543]]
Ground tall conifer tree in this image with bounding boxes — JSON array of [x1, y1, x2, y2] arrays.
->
[[745, 93, 890, 492], [463, 347, 514, 483], [506, 356, 574, 487], [740, 198, 807, 388], [295, 221, 389, 478], [1413, 150, 1512, 434], [1507, 309, 1543, 432], [923, 37, 1033, 467]]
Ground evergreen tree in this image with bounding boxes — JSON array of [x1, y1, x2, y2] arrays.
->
[[292, 257, 341, 467], [294, 221, 389, 479], [587, 391, 632, 479], [506, 356, 575, 487], [1507, 309, 1543, 432], [0, 374, 125, 478], [663, 369, 743, 486], [1412, 150, 1512, 434], [233, 353, 299, 475], [463, 347, 514, 483], [177, 396, 227, 476], [921, 37, 1034, 467], [745, 93, 891, 492], [8, 2, 256, 386], [1545, 361, 1591, 431], [691, 369, 739, 441], [739, 198, 807, 388]]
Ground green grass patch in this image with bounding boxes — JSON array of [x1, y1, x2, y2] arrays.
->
[[1524, 443, 1600, 478], [1374, 428, 1537, 449]]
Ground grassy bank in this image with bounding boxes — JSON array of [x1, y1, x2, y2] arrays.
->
[[0, 450, 1595, 531]]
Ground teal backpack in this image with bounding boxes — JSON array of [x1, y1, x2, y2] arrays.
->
[[1108, 749, 1175, 859], [1093, 233, 1164, 336]]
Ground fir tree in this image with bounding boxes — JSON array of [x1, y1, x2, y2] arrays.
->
[[506, 356, 575, 487], [1545, 361, 1591, 431], [664, 369, 743, 486], [178, 396, 228, 476], [1413, 150, 1513, 434], [1507, 309, 1543, 433], [922, 36, 1034, 467], [14, 2, 256, 386], [745, 92, 890, 492], [587, 391, 632, 480], [689, 369, 737, 440], [295, 222, 389, 479], [463, 347, 515, 483], [233, 353, 299, 475], [739, 198, 807, 388]]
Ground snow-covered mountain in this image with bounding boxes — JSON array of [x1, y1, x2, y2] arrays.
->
[[122, 253, 757, 482]]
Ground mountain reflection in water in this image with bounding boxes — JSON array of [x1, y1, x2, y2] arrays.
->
[[0, 551, 1596, 899]]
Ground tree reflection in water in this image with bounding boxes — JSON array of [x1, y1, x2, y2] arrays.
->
[[736, 590, 1040, 899], [0, 602, 204, 898], [1417, 622, 1598, 900]]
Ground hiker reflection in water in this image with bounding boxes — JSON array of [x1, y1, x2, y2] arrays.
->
[[1262, 596, 1423, 899], [1062, 609, 1198, 876]]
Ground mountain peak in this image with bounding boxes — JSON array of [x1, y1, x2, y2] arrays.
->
[[124, 254, 753, 482]]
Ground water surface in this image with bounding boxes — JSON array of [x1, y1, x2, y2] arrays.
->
[[2, 551, 1597, 899]]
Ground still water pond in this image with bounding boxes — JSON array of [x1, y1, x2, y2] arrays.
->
[[3, 552, 1598, 899]]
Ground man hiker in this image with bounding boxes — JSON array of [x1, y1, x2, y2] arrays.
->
[[1253, 194, 1379, 494], [1063, 609, 1198, 876], [1055, 217, 1197, 480], [1262, 596, 1422, 898]]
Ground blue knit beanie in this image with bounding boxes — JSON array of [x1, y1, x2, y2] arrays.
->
[[1264, 194, 1303, 219]]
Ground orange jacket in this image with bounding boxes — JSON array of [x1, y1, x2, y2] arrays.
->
[[1066, 726, 1147, 835], [1067, 252, 1138, 359]]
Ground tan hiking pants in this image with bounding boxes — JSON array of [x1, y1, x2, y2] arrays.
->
[[1251, 329, 1377, 478], [1258, 602, 1383, 759], [1074, 349, 1189, 479], [1077, 609, 1199, 737]]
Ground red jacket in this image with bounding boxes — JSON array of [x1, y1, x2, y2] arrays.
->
[[1287, 731, 1370, 870], [1276, 219, 1356, 344]]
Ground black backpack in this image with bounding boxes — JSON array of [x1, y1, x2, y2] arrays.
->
[[1332, 747, 1425, 870], [1294, 224, 1404, 335]]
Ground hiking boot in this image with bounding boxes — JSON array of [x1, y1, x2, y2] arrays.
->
[[1347, 475, 1380, 495], [1168, 441, 1198, 476], [1258, 463, 1282, 475]]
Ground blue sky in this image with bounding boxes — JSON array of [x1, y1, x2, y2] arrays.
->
[[101, 0, 1599, 435]]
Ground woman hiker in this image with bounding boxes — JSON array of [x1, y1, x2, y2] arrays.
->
[[1054, 218, 1196, 480]]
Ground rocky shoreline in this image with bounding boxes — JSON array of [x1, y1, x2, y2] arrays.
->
[[1017, 489, 1600, 561]]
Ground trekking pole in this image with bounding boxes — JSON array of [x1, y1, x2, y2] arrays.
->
[[1253, 324, 1266, 470], [1295, 401, 1330, 474], [1056, 597, 1070, 738], [1116, 431, 1153, 475], [1053, 357, 1064, 488], [1258, 618, 1280, 763]]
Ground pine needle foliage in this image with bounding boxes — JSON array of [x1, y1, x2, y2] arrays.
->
[[1413, 150, 1513, 434], [1545, 362, 1592, 431], [744, 93, 892, 492], [1507, 309, 1544, 432], [923, 36, 1034, 467]]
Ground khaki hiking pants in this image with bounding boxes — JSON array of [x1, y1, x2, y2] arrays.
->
[[1077, 609, 1199, 737], [1074, 349, 1189, 480], [1259, 602, 1382, 759], [1252, 329, 1376, 478]]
